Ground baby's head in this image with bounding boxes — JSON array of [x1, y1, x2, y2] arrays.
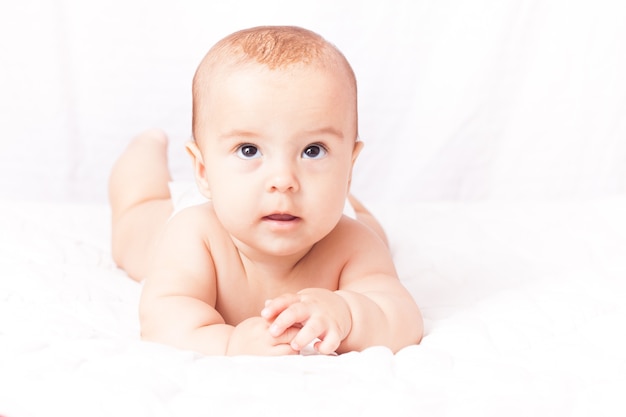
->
[[187, 26, 362, 257], [191, 26, 358, 142]]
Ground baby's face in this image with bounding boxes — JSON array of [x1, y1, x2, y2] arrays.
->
[[192, 63, 360, 259]]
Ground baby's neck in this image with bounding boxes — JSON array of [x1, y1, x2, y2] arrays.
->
[[235, 244, 313, 284]]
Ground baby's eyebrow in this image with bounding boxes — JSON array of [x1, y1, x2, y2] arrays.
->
[[218, 130, 260, 140], [219, 127, 345, 141], [303, 127, 344, 140]]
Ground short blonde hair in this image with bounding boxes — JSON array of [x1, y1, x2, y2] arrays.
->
[[192, 26, 357, 140]]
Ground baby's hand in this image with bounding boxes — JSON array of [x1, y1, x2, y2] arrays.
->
[[261, 289, 352, 355], [227, 316, 300, 356]]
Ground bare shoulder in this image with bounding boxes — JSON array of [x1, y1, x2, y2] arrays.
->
[[139, 203, 230, 341], [157, 202, 228, 251], [324, 215, 391, 256], [320, 216, 397, 280], [142, 202, 219, 303]]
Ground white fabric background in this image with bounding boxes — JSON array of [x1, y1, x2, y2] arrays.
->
[[1, 0, 625, 204]]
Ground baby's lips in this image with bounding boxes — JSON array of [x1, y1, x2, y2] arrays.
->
[[264, 213, 298, 221]]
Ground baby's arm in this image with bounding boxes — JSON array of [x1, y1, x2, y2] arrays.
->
[[139, 206, 297, 356], [262, 219, 423, 354]]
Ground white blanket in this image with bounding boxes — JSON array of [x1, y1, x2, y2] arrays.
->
[[1, 198, 625, 416]]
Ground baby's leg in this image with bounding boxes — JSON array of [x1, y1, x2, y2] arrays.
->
[[109, 129, 174, 281], [348, 195, 389, 247]]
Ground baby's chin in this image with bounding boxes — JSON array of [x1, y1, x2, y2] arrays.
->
[[231, 233, 318, 261]]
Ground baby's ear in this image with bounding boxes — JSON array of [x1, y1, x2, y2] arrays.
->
[[185, 140, 212, 199], [347, 140, 364, 190], [352, 140, 364, 165]]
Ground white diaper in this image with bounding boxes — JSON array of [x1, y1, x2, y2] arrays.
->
[[168, 181, 356, 219], [168, 181, 210, 215]]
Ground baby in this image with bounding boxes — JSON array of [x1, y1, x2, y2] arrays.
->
[[109, 26, 423, 355]]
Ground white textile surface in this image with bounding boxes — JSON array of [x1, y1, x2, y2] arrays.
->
[[1, 198, 625, 416]]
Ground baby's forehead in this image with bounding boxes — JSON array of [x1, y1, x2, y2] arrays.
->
[[193, 62, 358, 144], [202, 59, 357, 103]]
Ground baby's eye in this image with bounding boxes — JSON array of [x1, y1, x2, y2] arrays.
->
[[302, 144, 327, 159], [236, 144, 261, 159]]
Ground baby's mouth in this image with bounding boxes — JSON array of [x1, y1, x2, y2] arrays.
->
[[263, 213, 299, 222]]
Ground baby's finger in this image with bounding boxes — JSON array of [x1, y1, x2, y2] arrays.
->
[[289, 320, 325, 352], [269, 302, 310, 337], [261, 293, 300, 320], [314, 329, 342, 355], [272, 325, 301, 346]]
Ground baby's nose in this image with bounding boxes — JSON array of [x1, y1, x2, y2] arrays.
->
[[266, 160, 300, 193]]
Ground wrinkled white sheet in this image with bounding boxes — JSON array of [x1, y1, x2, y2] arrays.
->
[[1, 198, 625, 417]]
